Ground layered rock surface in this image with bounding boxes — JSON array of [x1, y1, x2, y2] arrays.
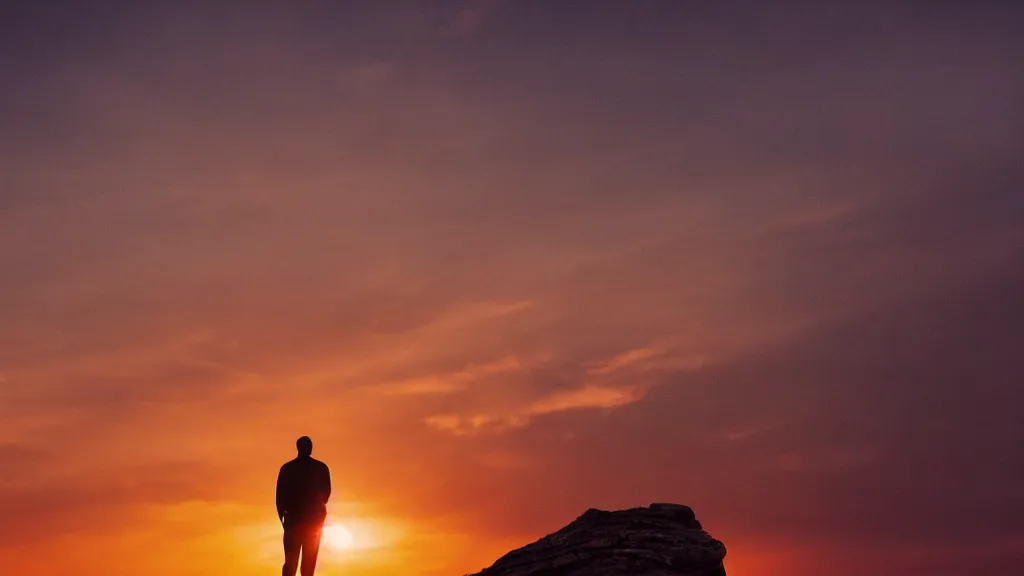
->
[[469, 503, 727, 576]]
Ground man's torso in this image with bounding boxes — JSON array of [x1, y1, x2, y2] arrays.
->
[[279, 457, 329, 527]]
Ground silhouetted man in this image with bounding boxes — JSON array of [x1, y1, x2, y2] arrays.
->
[[277, 436, 331, 576]]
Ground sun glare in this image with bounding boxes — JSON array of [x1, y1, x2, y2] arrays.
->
[[322, 523, 355, 551], [250, 513, 402, 565]]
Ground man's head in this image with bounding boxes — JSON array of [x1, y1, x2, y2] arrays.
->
[[296, 436, 313, 457]]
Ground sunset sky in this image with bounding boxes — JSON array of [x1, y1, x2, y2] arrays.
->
[[2, 1, 1023, 575]]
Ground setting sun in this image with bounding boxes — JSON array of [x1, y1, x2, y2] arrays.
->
[[322, 523, 355, 551]]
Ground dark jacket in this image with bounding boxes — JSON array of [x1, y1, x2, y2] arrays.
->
[[276, 456, 331, 527]]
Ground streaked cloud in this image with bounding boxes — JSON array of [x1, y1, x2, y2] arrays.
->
[[379, 355, 521, 396], [526, 384, 643, 415], [423, 413, 529, 436], [585, 347, 663, 376]]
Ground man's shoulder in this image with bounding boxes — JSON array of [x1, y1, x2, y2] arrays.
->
[[280, 456, 328, 473]]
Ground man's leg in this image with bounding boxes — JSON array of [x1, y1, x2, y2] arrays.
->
[[282, 525, 301, 576], [299, 524, 323, 576]]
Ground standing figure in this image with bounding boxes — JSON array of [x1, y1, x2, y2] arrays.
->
[[277, 436, 331, 576]]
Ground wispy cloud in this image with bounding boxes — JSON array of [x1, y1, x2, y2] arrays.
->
[[585, 347, 663, 376], [526, 384, 643, 415], [379, 356, 521, 396], [423, 413, 529, 436], [422, 384, 644, 435], [421, 346, 689, 436]]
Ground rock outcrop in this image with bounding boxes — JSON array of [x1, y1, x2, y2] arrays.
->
[[469, 503, 727, 576]]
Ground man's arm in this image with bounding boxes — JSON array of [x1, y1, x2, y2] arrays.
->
[[275, 466, 287, 523], [322, 464, 332, 504]]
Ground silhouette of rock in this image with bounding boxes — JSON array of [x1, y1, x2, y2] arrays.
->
[[469, 503, 727, 576]]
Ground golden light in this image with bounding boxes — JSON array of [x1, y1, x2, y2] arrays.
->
[[246, 510, 407, 569], [322, 522, 355, 551]]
